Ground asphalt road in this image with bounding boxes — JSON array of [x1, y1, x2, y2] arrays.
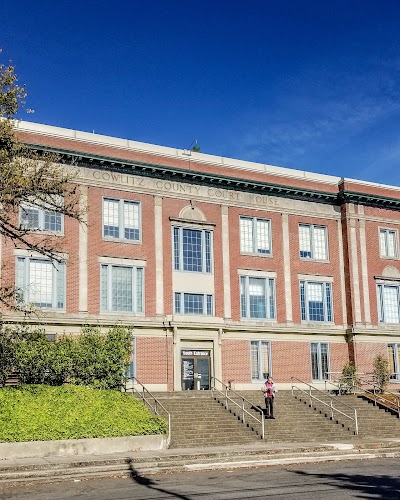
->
[[1, 458, 399, 500]]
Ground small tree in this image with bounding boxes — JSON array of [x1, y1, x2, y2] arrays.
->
[[338, 361, 358, 394], [0, 50, 84, 308], [373, 353, 390, 393]]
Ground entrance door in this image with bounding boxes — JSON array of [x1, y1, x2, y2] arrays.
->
[[181, 350, 210, 390]]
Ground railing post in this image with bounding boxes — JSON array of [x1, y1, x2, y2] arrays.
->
[[309, 387, 312, 407], [330, 399, 334, 420], [261, 411, 265, 440], [242, 399, 245, 424], [225, 387, 228, 410], [354, 409, 358, 435]]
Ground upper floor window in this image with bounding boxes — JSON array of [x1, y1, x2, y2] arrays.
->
[[174, 293, 214, 316], [299, 224, 328, 260], [300, 281, 333, 322], [240, 216, 271, 255], [379, 229, 398, 259], [103, 198, 140, 242], [101, 264, 144, 313], [240, 276, 275, 319], [377, 283, 400, 324], [20, 204, 63, 233], [251, 340, 271, 381], [173, 227, 213, 273], [16, 257, 65, 309]]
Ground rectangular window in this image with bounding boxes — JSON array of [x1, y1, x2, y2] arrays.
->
[[299, 224, 328, 260], [174, 293, 214, 315], [377, 284, 400, 323], [240, 216, 271, 255], [240, 276, 275, 319], [388, 344, 400, 381], [379, 229, 398, 259], [310, 342, 330, 381], [16, 257, 65, 309], [103, 198, 140, 241], [173, 227, 213, 273], [101, 264, 144, 313], [251, 340, 271, 381], [300, 281, 333, 322], [20, 205, 63, 233]]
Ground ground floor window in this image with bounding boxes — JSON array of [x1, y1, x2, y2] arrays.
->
[[388, 343, 400, 381], [310, 342, 329, 381], [251, 340, 271, 381]]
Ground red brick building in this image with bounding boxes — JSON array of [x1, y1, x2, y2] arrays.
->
[[3, 121, 400, 391]]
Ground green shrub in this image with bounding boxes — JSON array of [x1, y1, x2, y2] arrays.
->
[[7, 324, 132, 389], [373, 353, 390, 393], [338, 361, 358, 394], [0, 385, 167, 442], [0, 329, 15, 386]]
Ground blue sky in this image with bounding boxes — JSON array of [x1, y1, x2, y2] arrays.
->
[[2, 1, 400, 185]]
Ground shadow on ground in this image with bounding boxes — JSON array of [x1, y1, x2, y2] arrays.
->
[[291, 468, 400, 499], [128, 459, 191, 500]]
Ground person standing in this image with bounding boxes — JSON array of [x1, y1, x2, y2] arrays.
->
[[263, 376, 276, 419]]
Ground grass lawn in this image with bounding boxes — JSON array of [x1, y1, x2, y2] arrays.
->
[[0, 384, 168, 442]]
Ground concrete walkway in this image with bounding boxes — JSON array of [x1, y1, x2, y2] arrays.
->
[[1, 436, 400, 485]]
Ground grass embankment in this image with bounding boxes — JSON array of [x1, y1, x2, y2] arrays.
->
[[0, 384, 168, 442]]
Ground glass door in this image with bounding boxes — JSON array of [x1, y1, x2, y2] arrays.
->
[[181, 350, 211, 390]]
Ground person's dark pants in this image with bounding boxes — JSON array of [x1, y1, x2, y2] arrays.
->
[[265, 395, 274, 418]]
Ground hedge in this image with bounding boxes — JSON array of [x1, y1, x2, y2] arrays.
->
[[0, 325, 132, 389]]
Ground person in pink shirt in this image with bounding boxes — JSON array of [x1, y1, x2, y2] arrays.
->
[[262, 376, 276, 419]]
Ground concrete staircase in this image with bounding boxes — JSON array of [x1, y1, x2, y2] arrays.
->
[[146, 390, 400, 449], [234, 390, 353, 442], [151, 391, 260, 448]]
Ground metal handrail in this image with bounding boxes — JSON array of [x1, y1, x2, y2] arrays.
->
[[291, 376, 358, 435], [353, 377, 400, 418], [125, 376, 171, 446], [326, 375, 400, 418], [211, 376, 265, 439]]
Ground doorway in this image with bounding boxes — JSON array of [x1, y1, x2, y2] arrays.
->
[[181, 350, 210, 390]]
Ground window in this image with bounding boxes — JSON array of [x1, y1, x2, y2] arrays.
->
[[300, 281, 333, 322], [20, 205, 63, 233], [251, 340, 271, 381], [311, 342, 330, 381], [173, 227, 213, 273], [240, 276, 275, 319], [299, 224, 328, 260], [377, 284, 400, 323], [240, 216, 271, 255], [379, 229, 398, 259], [103, 198, 140, 241], [174, 293, 214, 315], [16, 257, 65, 309], [388, 344, 400, 381], [101, 264, 144, 313]]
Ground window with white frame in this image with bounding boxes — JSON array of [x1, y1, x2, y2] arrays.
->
[[379, 229, 398, 259], [377, 283, 400, 323], [100, 264, 144, 313], [251, 340, 271, 381], [20, 204, 63, 233], [173, 226, 213, 273], [299, 224, 328, 260], [240, 216, 271, 255], [310, 342, 330, 381], [300, 281, 333, 322], [103, 198, 140, 241], [388, 343, 400, 381], [174, 293, 214, 315], [240, 276, 276, 319], [16, 257, 65, 309]]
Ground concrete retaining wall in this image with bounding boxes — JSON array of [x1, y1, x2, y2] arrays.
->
[[0, 434, 168, 460]]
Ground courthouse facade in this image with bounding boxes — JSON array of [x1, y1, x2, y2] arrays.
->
[[3, 120, 400, 390]]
